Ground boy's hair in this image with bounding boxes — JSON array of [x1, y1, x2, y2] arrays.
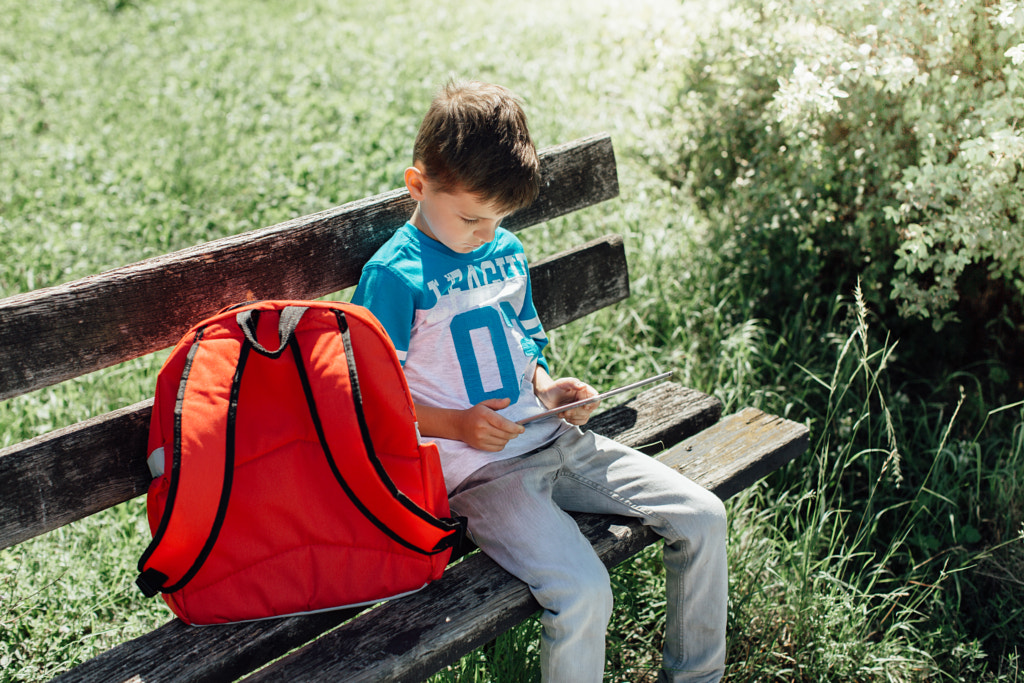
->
[[413, 80, 540, 214]]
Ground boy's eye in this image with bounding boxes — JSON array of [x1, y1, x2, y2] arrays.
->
[[462, 217, 480, 225]]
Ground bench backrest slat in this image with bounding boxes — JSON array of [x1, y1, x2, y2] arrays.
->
[[0, 232, 627, 550], [0, 134, 618, 402]]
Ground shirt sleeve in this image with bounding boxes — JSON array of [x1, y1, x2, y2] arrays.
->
[[519, 268, 551, 373], [351, 265, 415, 365]]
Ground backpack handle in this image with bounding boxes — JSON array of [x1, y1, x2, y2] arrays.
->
[[236, 306, 308, 358]]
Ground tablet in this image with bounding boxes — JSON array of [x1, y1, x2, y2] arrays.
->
[[516, 371, 673, 425]]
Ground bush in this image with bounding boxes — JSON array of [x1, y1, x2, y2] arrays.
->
[[639, 1, 1024, 672], [656, 0, 1024, 345]]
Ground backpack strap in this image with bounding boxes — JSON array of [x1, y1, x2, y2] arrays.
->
[[136, 323, 249, 597], [136, 305, 460, 598], [292, 307, 462, 556]]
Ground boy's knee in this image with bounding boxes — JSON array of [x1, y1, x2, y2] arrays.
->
[[572, 560, 614, 614], [663, 488, 728, 549], [697, 493, 728, 549], [704, 492, 727, 534]]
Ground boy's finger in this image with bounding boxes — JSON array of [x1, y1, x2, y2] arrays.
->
[[475, 398, 525, 433], [479, 425, 521, 451], [469, 400, 516, 427], [575, 383, 597, 400], [480, 397, 512, 410], [493, 414, 525, 435]]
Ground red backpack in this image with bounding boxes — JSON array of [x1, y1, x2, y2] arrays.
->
[[136, 300, 462, 625]]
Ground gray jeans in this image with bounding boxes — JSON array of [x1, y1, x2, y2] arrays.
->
[[449, 427, 727, 683]]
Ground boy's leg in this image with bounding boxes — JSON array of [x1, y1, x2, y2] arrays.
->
[[448, 447, 614, 683], [550, 428, 728, 683]]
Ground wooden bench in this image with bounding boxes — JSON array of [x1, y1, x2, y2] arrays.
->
[[0, 134, 809, 682]]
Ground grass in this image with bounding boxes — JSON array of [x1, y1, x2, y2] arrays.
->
[[2, 0, 1023, 681]]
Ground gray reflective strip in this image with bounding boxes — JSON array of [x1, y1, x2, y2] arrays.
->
[[147, 447, 166, 478]]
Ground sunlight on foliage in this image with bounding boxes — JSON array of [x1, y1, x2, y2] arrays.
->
[[659, 0, 1024, 330]]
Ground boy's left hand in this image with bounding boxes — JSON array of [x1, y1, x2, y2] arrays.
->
[[536, 377, 600, 426]]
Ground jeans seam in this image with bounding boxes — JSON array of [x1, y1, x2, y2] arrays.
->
[[674, 541, 690, 669], [559, 470, 676, 534]]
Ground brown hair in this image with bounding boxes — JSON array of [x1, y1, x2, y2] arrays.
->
[[413, 80, 540, 214]]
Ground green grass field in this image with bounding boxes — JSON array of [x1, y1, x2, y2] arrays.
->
[[3, 0, 1022, 680]]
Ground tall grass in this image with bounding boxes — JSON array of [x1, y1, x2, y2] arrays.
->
[[725, 284, 937, 680], [2, 0, 1022, 681]]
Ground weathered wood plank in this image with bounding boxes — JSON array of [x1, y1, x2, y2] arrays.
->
[[0, 399, 153, 551], [50, 383, 720, 683], [49, 608, 361, 683], [530, 233, 629, 333], [0, 234, 630, 552], [240, 408, 808, 683], [587, 382, 721, 456], [0, 134, 619, 401], [657, 407, 810, 501]]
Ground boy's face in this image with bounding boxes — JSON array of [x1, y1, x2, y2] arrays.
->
[[406, 165, 509, 254]]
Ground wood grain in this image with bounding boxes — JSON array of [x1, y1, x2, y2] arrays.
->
[[0, 234, 629, 551], [658, 407, 810, 501], [0, 135, 618, 401]]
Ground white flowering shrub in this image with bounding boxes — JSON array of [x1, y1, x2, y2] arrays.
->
[[663, 0, 1024, 330]]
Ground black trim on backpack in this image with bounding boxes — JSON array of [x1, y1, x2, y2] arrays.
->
[[160, 340, 249, 593], [137, 326, 207, 592], [136, 326, 248, 596], [333, 310, 462, 549], [136, 568, 168, 598], [288, 334, 425, 554], [292, 312, 459, 555]]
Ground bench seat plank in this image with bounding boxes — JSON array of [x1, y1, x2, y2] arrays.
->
[[657, 407, 810, 501], [0, 135, 618, 402], [50, 382, 720, 683], [0, 234, 628, 551], [240, 407, 808, 683]]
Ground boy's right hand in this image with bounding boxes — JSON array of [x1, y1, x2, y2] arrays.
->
[[457, 398, 525, 452], [414, 398, 525, 451]]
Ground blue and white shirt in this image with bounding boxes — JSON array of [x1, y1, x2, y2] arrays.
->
[[352, 222, 568, 491]]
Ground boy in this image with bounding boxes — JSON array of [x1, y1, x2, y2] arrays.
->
[[352, 80, 727, 683]]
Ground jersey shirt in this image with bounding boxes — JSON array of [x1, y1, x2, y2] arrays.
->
[[352, 223, 568, 491]]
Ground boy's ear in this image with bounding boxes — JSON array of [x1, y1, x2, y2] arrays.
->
[[405, 166, 427, 201]]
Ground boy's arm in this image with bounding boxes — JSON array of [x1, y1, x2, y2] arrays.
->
[[354, 264, 527, 451], [352, 266, 415, 362], [415, 399, 525, 452], [533, 366, 600, 426]]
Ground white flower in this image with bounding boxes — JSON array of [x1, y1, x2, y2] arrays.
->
[[773, 59, 848, 122], [1007, 43, 1024, 66], [994, 1, 1019, 28]]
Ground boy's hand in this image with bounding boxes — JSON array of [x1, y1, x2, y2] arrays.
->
[[536, 377, 600, 426], [457, 398, 525, 451], [415, 399, 524, 451]]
